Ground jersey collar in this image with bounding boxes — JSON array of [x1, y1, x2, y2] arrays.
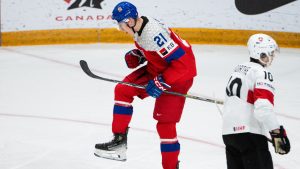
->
[[137, 16, 149, 36]]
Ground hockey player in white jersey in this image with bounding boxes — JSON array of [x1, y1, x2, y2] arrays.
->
[[222, 33, 290, 169]]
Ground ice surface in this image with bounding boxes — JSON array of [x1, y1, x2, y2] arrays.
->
[[0, 44, 299, 169]]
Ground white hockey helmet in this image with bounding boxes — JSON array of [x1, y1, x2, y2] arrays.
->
[[247, 33, 279, 66]]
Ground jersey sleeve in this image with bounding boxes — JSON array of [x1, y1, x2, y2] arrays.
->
[[252, 69, 280, 131], [159, 32, 192, 84]]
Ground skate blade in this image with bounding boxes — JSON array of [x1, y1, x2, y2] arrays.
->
[[94, 149, 127, 161]]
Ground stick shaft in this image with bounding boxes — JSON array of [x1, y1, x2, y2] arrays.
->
[[80, 60, 224, 105]]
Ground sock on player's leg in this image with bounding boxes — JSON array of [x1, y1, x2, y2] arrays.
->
[[112, 105, 133, 134]]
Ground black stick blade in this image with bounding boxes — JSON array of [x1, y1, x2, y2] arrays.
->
[[80, 60, 98, 78]]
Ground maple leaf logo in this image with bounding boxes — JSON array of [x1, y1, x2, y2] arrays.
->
[[64, 0, 104, 10]]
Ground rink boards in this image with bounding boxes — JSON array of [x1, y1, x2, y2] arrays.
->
[[2, 28, 300, 47]]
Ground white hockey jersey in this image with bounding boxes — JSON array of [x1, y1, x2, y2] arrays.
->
[[222, 61, 280, 136]]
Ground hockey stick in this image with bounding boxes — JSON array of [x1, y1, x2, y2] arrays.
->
[[79, 60, 224, 105]]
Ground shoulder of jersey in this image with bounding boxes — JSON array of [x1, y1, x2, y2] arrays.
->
[[247, 62, 274, 84], [145, 17, 169, 37], [246, 62, 266, 74], [136, 17, 171, 51]]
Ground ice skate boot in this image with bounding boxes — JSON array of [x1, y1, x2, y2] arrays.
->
[[94, 128, 128, 161], [176, 161, 180, 169]]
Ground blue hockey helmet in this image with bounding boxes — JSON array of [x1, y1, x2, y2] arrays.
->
[[112, 1, 138, 23]]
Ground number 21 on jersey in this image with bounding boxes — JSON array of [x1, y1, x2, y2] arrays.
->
[[154, 33, 168, 47]]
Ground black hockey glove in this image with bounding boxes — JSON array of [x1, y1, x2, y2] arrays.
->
[[270, 126, 290, 155]]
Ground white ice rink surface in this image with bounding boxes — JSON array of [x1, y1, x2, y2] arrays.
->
[[0, 44, 299, 169]]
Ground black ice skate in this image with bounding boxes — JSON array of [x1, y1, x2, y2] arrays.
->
[[176, 161, 180, 169], [94, 128, 128, 161]]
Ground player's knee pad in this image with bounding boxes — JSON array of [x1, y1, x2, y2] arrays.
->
[[156, 122, 177, 142], [114, 83, 127, 96], [114, 83, 135, 103]]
